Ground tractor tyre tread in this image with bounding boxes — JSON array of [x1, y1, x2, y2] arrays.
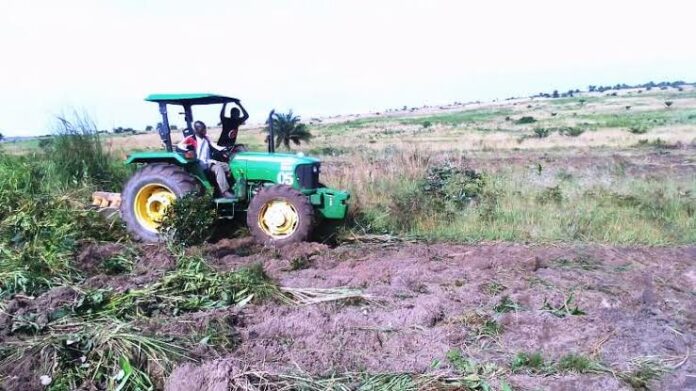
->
[[246, 184, 314, 246], [120, 164, 201, 242]]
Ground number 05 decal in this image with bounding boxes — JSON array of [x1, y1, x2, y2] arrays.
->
[[277, 172, 294, 185]]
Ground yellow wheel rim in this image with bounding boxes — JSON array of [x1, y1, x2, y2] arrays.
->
[[258, 199, 299, 239], [134, 184, 176, 233]]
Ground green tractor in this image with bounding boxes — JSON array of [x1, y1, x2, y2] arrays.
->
[[97, 93, 349, 245]]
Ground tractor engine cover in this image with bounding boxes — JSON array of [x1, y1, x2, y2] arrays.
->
[[230, 151, 320, 190]]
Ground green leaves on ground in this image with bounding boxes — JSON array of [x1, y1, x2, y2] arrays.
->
[[541, 292, 586, 317], [2, 320, 187, 391]]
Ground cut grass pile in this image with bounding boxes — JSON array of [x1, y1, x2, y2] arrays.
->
[[509, 351, 683, 390]]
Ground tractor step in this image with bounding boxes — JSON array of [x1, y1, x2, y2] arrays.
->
[[214, 197, 237, 204]]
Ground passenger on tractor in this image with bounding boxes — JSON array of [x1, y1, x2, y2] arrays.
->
[[177, 121, 234, 199], [218, 101, 249, 147]]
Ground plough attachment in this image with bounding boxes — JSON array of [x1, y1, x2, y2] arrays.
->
[[91, 192, 122, 209]]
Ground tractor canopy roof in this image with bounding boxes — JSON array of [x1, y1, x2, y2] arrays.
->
[[145, 93, 238, 105]]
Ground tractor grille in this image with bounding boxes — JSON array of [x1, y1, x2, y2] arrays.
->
[[295, 163, 320, 189]]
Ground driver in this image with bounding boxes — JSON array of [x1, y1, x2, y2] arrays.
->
[[177, 121, 234, 199], [218, 100, 249, 147]]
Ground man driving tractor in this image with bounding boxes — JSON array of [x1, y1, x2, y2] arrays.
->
[[177, 120, 234, 198]]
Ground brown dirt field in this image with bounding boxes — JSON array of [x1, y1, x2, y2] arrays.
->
[[164, 241, 696, 391], [2, 241, 694, 390]]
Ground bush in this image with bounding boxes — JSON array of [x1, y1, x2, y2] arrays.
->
[[628, 124, 648, 134], [422, 121, 432, 129], [422, 162, 487, 211], [559, 127, 584, 137], [160, 193, 217, 246], [533, 128, 551, 138], [49, 112, 129, 190], [38, 138, 53, 149], [388, 163, 488, 230], [307, 146, 347, 156], [536, 185, 564, 204], [515, 116, 536, 124], [0, 154, 126, 298]]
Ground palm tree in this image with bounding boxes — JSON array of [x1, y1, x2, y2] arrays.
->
[[266, 111, 312, 149]]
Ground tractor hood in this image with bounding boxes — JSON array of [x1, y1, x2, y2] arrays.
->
[[230, 152, 320, 189], [232, 151, 319, 166]]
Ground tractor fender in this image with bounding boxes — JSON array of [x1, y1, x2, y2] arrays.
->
[[125, 152, 191, 165], [124, 152, 213, 191]]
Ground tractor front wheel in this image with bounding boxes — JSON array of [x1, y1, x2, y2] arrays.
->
[[120, 164, 201, 242], [247, 185, 314, 246]]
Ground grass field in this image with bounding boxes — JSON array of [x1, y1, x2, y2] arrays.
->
[[1, 86, 695, 390]]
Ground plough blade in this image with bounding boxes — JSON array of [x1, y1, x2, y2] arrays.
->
[[91, 192, 122, 209]]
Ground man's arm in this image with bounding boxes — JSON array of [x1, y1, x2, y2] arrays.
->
[[209, 138, 225, 151], [176, 135, 193, 151], [220, 102, 227, 121], [239, 102, 249, 122]]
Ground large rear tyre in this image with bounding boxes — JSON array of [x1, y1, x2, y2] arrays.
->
[[246, 185, 314, 246], [120, 164, 201, 242]]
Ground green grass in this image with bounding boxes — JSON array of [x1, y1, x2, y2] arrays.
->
[[357, 166, 696, 244], [493, 296, 522, 313], [317, 117, 386, 134], [399, 109, 513, 127], [511, 352, 549, 374], [3, 320, 188, 391], [577, 108, 696, 132]]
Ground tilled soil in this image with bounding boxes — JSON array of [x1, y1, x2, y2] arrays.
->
[[3, 241, 695, 391], [168, 241, 696, 391]]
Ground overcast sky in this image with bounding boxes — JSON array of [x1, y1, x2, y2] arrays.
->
[[1, 0, 695, 136]]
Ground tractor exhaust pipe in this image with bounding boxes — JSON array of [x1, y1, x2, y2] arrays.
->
[[267, 109, 276, 154]]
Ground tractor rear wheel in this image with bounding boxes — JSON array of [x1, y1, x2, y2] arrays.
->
[[120, 164, 201, 242], [246, 185, 314, 246]]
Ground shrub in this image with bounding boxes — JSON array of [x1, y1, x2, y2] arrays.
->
[[536, 185, 563, 204], [309, 146, 347, 156], [422, 162, 487, 211], [388, 163, 488, 230], [559, 127, 584, 137], [49, 112, 128, 190], [422, 121, 432, 129], [38, 138, 53, 149], [0, 154, 126, 298], [160, 193, 217, 246], [515, 116, 537, 124], [533, 127, 551, 138], [628, 124, 648, 134]]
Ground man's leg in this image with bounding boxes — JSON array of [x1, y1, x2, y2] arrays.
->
[[210, 162, 231, 194]]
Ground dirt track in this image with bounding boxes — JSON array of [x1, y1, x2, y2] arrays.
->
[[166, 240, 696, 390]]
